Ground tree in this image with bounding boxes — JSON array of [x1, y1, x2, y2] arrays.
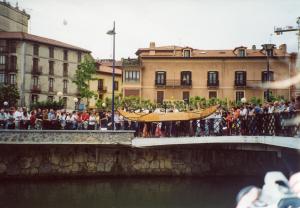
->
[[73, 55, 97, 106], [0, 84, 20, 108]]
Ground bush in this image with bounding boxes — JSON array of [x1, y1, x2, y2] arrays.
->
[[30, 100, 64, 110]]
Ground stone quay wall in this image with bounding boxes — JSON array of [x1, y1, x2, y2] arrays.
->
[[0, 144, 294, 178]]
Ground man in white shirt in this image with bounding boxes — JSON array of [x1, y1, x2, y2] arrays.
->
[[14, 107, 23, 129]]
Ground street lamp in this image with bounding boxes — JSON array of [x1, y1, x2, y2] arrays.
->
[[261, 44, 275, 102], [107, 21, 116, 130], [3, 101, 8, 110], [73, 97, 78, 110]]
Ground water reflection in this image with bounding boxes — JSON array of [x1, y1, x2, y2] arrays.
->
[[0, 177, 262, 208]]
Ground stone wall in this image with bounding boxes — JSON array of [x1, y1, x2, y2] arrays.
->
[[0, 130, 134, 145], [0, 144, 296, 178]]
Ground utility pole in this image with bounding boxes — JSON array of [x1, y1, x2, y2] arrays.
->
[[274, 17, 300, 97]]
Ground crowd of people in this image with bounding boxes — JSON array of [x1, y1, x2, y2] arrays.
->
[[0, 98, 299, 138]]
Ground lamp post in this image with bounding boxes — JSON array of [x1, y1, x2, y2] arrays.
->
[[73, 98, 78, 110], [107, 21, 116, 130], [261, 44, 275, 102], [3, 101, 8, 110]]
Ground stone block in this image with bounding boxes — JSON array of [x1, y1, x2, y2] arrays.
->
[[149, 160, 159, 169], [71, 163, 80, 172], [19, 157, 32, 169], [87, 162, 96, 172], [0, 163, 6, 173], [96, 163, 105, 172], [74, 153, 86, 163], [50, 154, 60, 165], [164, 159, 172, 169]]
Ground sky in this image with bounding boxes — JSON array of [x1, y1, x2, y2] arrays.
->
[[9, 0, 300, 59]]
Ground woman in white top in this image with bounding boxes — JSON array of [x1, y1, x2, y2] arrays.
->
[[88, 113, 97, 130]]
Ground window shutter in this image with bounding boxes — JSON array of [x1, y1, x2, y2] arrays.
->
[[181, 71, 183, 85], [155, 72, 158, 84], [163, 72, 166, 84], [216, 71, 219, 85]]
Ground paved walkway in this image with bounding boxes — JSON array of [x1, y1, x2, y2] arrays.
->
[[132, 136, 300, 150]]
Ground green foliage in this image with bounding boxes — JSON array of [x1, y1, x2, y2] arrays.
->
[[0, 84, 20, 108], [250, 97, 262, 106], [73, 55, 97, 103], [30, 100, 64, 110]]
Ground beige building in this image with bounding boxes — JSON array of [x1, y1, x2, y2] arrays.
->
[[128, 42, 291, 103], [0, 32, 91, 110], [0, 1, 30, 32], [89, 60, 122, 108]]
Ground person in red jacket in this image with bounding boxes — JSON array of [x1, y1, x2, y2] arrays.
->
[[81, 110, 90, 130]]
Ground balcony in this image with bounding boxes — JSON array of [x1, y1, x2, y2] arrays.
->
[[49, 86, 54, 92], [155, 79, 192, 88], [98, 86, 107, 93], [207, 80, 219, 87], [7, 68, 18, 73], [63, 88, 68, 94], [31, 84, 41, 93], [234, 80, 246, 87], [63, 70, 68, 77], [32, 66, 42, 75]]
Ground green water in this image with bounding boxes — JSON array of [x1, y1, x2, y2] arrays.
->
[[0, 177, 262, 208]]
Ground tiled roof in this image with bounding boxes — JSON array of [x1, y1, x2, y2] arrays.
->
[[136, 44, 289, 58], [97, 64, 122, 75], [0, 32, 91, 53]]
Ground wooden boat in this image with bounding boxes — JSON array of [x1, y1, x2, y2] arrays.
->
[[118, 105, 218, 122]]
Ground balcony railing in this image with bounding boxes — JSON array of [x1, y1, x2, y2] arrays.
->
[[31, 84, 41, 93], [31, 66, 42, 75], [207, 80, 219, 87], [63, 88, 68, 94], [63, 70, 68, 77], [234, 80, 246, 87], [49, 86, 54, 92], [98, 86, 107, 92], [155, 79, 192, 88]]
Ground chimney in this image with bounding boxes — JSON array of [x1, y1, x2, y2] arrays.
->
[[252, 45, 256, 50], [279, 44, 287, 53], [150, 42, 155, 49], [149, 42, 156, 55]]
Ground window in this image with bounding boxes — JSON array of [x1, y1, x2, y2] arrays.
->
[[183, 91, 190, 103], [155, 71, 166, 85], [33, 76, 39, 86], [33, 44, 39, 56], [236, 91, 244, 102], [63, 80, 68, 89], [78, 52, 82, 63], [0, 55, 6, 70], [0, 40, 7, 52], [31, 94, 38, 104], [9, 41, 16, 53], [114, 81, 119, 91], [98, 79, 104, 90], [238, 49, 246, 57], [209, 91, 217, 99], [181, 71, 192, 86], [49, 61, 54, 75], [125, 71, 140, 82], [49, 78, 54, 91], [33, 58, 39, 72], [9, 74, 16, 85], [49, 47, 54, 58], [235, 71, 246, 86], [156, 91, 164, 104], [48, 96, 54, 102], [63, 63, 68, 76], [183, 50, 191, 57], [262, 71, 274, 82], [0, 72, 5, 84], [63, 50, 68, 61], [63, 97, 67, 108], [10, 56, 17, 72], [207, 71, 219, 86], [264, 91, 272, 100]]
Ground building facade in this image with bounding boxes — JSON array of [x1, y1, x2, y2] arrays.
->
[[0, 32, 90, 110], [0, 1, 30, 32], [133, 42, 291, 103], [89, 60, 122, 108], [122, 58, 142, 97]]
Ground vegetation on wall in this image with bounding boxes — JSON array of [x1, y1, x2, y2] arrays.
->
[[0, 84, 20, 108]]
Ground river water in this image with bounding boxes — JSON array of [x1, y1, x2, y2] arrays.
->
[[0, 176, 261, 208]]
